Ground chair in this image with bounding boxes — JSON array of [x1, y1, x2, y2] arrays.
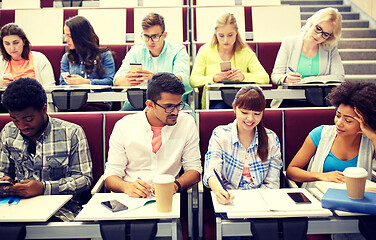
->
[[51, 89, 89, 111], [62, 0, 82, 7], [127, 89, 147, 110]]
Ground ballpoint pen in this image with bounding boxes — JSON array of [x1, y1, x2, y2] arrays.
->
[[288, 66, 295, 72], [213, 169, 230, 198]]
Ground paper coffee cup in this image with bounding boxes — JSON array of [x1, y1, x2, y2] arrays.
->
[[343, 167, 368, 199], [153, 174, 175, 212]]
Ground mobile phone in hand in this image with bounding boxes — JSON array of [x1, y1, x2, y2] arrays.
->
[[101, 200, 128, 212], [220, 61, 231, 72], [61, 72, 71, 78], [130, 63, 142, 72], [287, 192, 312, 204]]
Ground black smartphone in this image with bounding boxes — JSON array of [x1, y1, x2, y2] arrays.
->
[[101, 200, 128, 212], [287, 192, 312, 204]]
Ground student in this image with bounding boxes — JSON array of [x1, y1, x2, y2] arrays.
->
[[60, 15, 115, 111], [114, 12, 191, 111], [287, 81, 376, 190], [190, 12, 269, 109], [271, 8, 344, 108], [104, 72, 201, 197], [203, 86, 282, 205], [0, 78, 93, 221], [0, 23, 55, 87]]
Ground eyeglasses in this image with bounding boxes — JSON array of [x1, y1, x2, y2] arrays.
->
[[314, 25, 332, 39], [152, 101, 185, 113], [141, 33, 164, 42]]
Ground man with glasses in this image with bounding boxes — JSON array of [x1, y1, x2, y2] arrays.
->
[[104, 72, 201, 197], [114, 13, 191, 111]]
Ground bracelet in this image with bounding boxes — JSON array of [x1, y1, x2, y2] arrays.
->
[[174, 180, 181, 192]]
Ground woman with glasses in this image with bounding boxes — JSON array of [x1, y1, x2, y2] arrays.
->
[[271, 7, 344, 107], [190, 12, 269, 109], [203, 86, 282, 205], [60, 15, 115, 110], [0, 23, 55, 87]]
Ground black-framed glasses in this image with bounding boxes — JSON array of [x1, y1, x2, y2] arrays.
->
[[314, 25, 332, 39], [152, 101, 185, 113], [141, 33, 164, 42]]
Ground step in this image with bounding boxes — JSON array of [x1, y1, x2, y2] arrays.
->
[[343, 60, 376, 75], [345, 75, 376, 84], [281, 0, 343, 5], [301, 20, 370, 28], [338, 38, 376, 49], [299, 5, 351, 13], [341, 28, 376, 38], [301, 12, 359, 20], [339, 49, 376, 60]]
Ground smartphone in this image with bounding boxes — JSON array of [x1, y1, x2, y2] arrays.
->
[[101, 200, 128, 212], [220, 61, 231, 72], [61, 72, 71, 78], [130, 63, 142, 72], [2, 73, 14, 80], [0, 181, 11, 186], [287, 192, 312, 204]]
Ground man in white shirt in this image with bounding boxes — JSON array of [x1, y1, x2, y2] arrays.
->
[[104, 72, 201, 197]]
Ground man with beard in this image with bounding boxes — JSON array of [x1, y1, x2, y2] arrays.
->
[[104, 72, 201, 197]]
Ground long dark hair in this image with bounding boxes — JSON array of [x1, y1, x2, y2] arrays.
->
[[233, 86, 268, 162], [0, 23, 31, 61], [65, 16, 109, 76]]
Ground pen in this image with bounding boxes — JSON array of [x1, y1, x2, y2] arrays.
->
[[213, 169, 230, 198], [288, 66, 295, 72]]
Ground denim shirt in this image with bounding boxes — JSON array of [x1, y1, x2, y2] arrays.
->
[[59, 50, 115, 86]]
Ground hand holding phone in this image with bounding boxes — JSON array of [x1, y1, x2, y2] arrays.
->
[[130, 63, 142, 72], [101, 200, 128, 212], [287, 192, 311, 204]]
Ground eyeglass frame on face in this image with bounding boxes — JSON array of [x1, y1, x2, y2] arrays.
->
[[314, 25, 332, 40], [152, 100, 185, 113], [141, 32, 164, 42]]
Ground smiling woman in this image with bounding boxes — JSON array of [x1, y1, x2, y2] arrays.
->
[[0, 23, 55, 87]]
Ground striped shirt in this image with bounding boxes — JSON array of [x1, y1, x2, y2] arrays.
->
[[203, 120, 282, 190], [0, 116, 92, 221]]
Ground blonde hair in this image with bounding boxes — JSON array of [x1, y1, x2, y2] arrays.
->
[[302, 7, 342, 50], [210, 12, 248, 52]]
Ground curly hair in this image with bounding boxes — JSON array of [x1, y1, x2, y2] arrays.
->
[[2, 78, 47, 112], [0, 23, 31, 61], [147, 72, 185, 102], [326, 81, 376, 131]]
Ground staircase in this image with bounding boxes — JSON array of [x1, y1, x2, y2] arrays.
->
[[282, 0, 376, 83]]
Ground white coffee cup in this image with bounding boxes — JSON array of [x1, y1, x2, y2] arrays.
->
[[153, 174, 175, 212], [343, 167, 368, 199]]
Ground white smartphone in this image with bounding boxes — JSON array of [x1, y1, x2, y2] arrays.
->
[[61, 72, 71, 79], [2, 73, 14, 80]]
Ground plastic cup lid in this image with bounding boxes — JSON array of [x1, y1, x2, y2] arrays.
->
[[343, 167, 368, 178], [153, 174, 175, 184]]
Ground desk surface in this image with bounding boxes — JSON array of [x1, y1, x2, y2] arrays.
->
[[76, 193, 180, 221], [0, 195, 72, 222]]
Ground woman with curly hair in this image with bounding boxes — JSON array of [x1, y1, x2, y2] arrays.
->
[[287, 81, 376, 190], [60, 15, 115, 110]]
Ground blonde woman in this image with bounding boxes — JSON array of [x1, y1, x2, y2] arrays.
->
[[190, 12, 269, 109]]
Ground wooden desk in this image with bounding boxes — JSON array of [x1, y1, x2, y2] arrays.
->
[[0, 195, 72, 222], [211, 189, 361, 239]]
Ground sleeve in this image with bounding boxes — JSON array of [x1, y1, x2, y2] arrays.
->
[[34, 52, 56, 86], [190, 46, 215, 88], [203, 127, 224, 188], [90, 51, 115, 86], [242, 48, 270, 84], [309, 125, 324, 147], [172, 45, 191, 93], [59, 53, 69, 85], [302, 46, 345, 82], [103, 120, 129, 179], [0, 127, 15, 180], [260, 131, 283, 189], [181, 116, 202, 174], [113, 46, 138, 81], [271, 38, 290, 85], [43, 127, 93, 195]]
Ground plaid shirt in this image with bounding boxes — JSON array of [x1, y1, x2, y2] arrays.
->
[[203, 120, 282, 190], [0, 116, 92, 221]]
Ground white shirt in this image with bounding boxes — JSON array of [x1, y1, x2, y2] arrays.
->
[[104, 111, 202, 184]]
